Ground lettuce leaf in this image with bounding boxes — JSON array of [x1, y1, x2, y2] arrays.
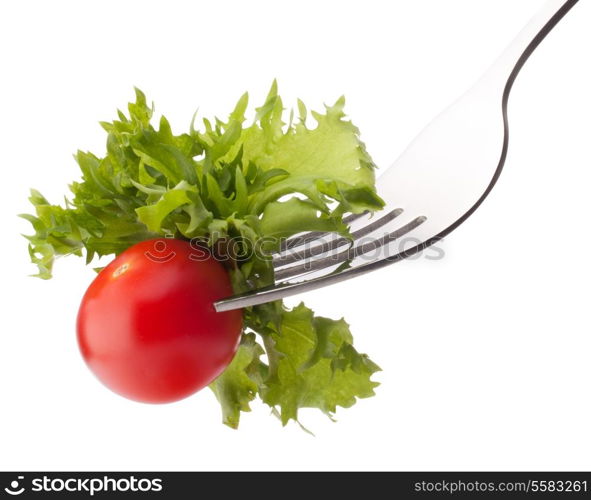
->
[[263, 303, 380, 425], [22, 84, 383, 429]]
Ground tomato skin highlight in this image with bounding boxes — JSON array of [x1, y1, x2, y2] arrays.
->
[[76, 238, 243, 403]]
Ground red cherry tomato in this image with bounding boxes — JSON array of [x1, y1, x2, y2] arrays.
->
[[76, 238, 242, 403]]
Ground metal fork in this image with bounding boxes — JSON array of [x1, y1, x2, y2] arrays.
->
[[214, 0, 579, 312]]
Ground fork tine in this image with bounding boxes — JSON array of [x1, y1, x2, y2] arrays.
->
[[274, 208, 404, 268], [274, 216, 427, 282], [277, 211, 369, 252]]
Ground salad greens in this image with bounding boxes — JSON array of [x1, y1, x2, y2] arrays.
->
[[22, 83, 383, 429]]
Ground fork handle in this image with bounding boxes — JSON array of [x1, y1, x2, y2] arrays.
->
[[481, 0, 578, 89]]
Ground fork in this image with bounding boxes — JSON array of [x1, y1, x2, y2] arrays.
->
[[214, 0, 579, 312]]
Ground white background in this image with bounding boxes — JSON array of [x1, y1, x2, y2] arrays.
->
[[0, 0, 589, 471]]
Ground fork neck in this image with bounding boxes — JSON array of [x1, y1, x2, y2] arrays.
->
[[478, 0, 578, 92]]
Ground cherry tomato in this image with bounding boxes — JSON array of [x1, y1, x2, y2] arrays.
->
[[76, 238, 243, 403]]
